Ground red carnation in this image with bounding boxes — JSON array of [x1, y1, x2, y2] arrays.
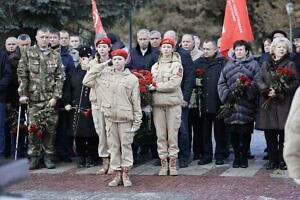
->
[[36, 130, 44, 137], [28, 123, 38, 133], [140, 85, 147, 93]]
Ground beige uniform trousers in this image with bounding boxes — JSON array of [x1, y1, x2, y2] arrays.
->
[[105, 118, 134, 171], [153, 105, 181, 159], [91, 104, 109, 157]]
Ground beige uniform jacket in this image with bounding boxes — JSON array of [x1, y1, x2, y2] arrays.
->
[[151, 52, 183, 106], [88, 58, 108, 104], [83, 66, 142, 130], [284, 87, 300, 179]]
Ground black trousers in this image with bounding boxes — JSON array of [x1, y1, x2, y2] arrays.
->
[[264, 130, 284, 163], [201, 113, 226, 160], [230, 129, 251, 161], [188, 108, 203, 158], [75, 136, 98, 158]]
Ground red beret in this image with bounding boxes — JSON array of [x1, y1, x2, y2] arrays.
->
[[160, 38, 175, 47], [111, 49, 128, 59], [96, 37, 112, 47]]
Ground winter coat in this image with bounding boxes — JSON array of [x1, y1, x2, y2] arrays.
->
[[83, 67, 142, 131], [255, 54, 300, 130], [7, 48, 21, 107], [284, 87, 300, 179], [0, 51, 12, 102], [218, 53, 260, 124], [63, 66, 97, 137], [127, 43, 160, 70], [175, 45, 195, 103], [193, 54, 227, 114], [151, 52, 183, 106]]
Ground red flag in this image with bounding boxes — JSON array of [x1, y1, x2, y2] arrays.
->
[[220, 0, 253, 57], [92, 0, 105, 34]]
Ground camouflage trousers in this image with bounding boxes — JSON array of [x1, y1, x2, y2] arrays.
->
[[27, 101, 58, 156]]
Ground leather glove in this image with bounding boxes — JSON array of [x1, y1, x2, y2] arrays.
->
[[148, 84, 156, 91], [19, 96, 29, 104], [294, 179, 300, 185], [48, 98, 57, 107], [65, 104, 72, 111], [195, 78, 202, 86]]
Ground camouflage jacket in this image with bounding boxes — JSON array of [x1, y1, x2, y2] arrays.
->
[[17, 45, 65, 102]]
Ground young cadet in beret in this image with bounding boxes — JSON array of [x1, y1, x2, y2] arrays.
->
[[88, 37, 113, 175], [150, 38, 183, 176], [83, 49, 142, 187]]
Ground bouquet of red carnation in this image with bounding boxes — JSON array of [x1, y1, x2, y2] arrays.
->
[[262, 66, 295, 109], [131, 69, 155, 106], [7, 108, 28, 136], [28, 107, 55, 137], [217, 74, 252, 119], [195, 68, 205, 94]]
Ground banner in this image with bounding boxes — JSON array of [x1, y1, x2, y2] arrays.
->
[[220, 0, 253, 57], [92, 0, 105, 34]]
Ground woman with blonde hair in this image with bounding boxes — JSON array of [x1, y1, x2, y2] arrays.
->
[[256, 37, 300, 170]]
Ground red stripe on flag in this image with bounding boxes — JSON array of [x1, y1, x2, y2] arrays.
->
[[92, 0, 106, 34], [220, 0, 253, 58]]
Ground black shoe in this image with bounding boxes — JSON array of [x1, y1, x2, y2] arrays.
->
[[86, 156, 96, 167], [247, 153, 255, 160], [232, 159, 240, 168], [77, 156, 86, 168], [153, 159, 161, 166], [215, 159, 224, 165], [266, 161, 278, 170], [193, 155, 200, 160], [198, 158, 212, 165], [179, 160, 189, 168], [279, 161, 287, 170], [240, 159, 248, 168]]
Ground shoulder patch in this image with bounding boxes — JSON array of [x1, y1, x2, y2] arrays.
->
[[177, 67, 183, 77]]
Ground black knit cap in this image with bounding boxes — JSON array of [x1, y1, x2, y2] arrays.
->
[[294, 27, 300, 39], [78, 46, 92, 58]]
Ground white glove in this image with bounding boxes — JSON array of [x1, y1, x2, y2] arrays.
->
[[48, 98, 57, 107], [65, 104, 72, 111], [148, 84, 156, 91], [126, 127, 138, 133], [195, 78, 202, 86], [19, 96, 29, 104], [294, 178, 300, 185]]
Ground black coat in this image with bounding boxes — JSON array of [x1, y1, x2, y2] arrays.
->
[[0, 51, 12, 102], [175, 45, 195, 103], [63, 66, 97, 137], [255, 54, 300, 130], [193, 55, 226, 114], [127, 43, 159, 70]]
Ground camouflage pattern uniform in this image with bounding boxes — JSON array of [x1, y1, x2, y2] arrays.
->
[[17, 45, 65, 157]]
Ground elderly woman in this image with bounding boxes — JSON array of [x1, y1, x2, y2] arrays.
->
[[256, 37, 300, 170], [218, 40, 259, 168], [151, 38, 183, 176], [83, 49, 142, 187], [88, 37, 112, 175]]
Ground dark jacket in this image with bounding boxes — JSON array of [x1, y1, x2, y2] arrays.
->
[[7, 48, 21, 108], [127, 43, 159, 70], [218, 53, 260, 124], [175, 45, 195, 103], [59, 46, 75, 74], [63, 66, 96, 137], [255, 54, 300, 130], [193, 54, 226, 113], [0, 51, 13, 102]]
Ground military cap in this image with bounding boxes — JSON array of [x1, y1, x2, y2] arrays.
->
[[96, 37, 112, 47], [78, 46, 92, 58]]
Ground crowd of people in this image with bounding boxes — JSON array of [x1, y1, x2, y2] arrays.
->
[[0, 26, 300, 187]]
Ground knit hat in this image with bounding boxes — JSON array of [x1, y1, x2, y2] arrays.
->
[[293, 27, 300, 39], [78, 46, 92, 57]]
